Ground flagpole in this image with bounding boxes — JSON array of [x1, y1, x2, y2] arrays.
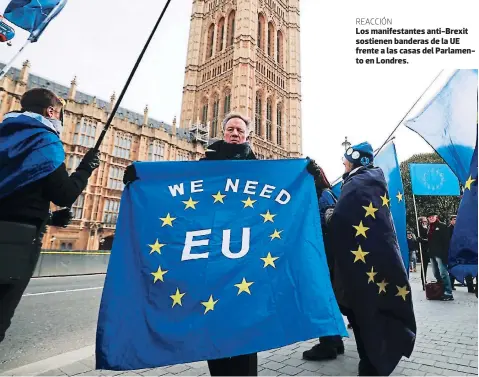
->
[[0, 39, 30, 80], [93, 0, 172, 151], [412, 193, 427, 293], [374, 69, 445, 157]]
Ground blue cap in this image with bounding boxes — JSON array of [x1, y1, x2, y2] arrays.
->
[[344, 142, 374, 166]]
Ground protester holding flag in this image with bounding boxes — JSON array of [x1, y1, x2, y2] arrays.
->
[[328, 142, 416, 376], [417, 216, 430, 290], [0, 88, 100, 343]]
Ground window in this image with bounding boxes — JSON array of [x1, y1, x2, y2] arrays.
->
[[224, 92, 231, 115], [108, 166, 125, 190], [73, 119, 96, 147], [268, 23, 274, 57], [72, 194, 84, 220], [255, 92, 262, 136], [211, 97, 219, 138], [202, 103, 208, 125], [277, 31, 283, 66], [277, 104, 282, 146], [258, 14, 265, 50], [176, 152, 189, 161], [67, 154, 81, 174], [148, 141, 165, 161], [227, 11, 235, 47], [103, 199, 120, 225], [266, 99, 272, 141], [217, 18, 225, 52], [113, 133, 131, 159], [207, 24, 215, 58]]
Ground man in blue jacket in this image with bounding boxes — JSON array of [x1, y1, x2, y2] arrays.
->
[[0, 88, 100, 343]]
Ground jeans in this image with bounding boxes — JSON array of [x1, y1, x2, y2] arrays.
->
[[409, 251, 417, 270], [431, 256, 453, 297]]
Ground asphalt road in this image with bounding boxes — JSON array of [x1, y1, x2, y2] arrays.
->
[[0, 274, 105, 373]]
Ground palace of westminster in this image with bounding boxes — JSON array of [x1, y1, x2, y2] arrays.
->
[[0, 0, 302, 250]]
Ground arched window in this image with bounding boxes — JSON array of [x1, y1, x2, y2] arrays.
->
[[255, 92, 262, 136], [257, 14, 265, 51], [211, 96, 220, 138], [202, 101, 209, 125], [277, 30, 283, 66], [207, 24, 215, 59], [224, 91, 231, 115], [217, 18, 225, 53], [266, 99, 272, 141], [268, 22, 274, 57], [276, 104, 282, 146], [227, 11, 235, 47]]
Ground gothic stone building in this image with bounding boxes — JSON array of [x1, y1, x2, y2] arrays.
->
[[0, 0, 302, 250]]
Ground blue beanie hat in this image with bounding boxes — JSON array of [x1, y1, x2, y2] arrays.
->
[[344, 142, 374, 166]]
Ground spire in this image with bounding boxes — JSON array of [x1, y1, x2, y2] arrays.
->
[[110, 92, 116, 112], [172, 116, 177, 136], [19, 60, 31, 83], [68, 76, 77, 100], [143, 105, 149, 125]]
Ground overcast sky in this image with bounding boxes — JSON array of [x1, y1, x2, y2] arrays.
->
[[1, 0, 477, 180]]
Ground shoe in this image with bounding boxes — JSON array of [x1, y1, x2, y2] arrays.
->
[[303, 344, 338, 361], [441, 295, 454, 301]]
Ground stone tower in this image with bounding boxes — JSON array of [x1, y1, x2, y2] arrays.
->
[[179, 0, 302, 159]]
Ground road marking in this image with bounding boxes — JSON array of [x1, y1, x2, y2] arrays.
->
[[23, 286, 103, 297]]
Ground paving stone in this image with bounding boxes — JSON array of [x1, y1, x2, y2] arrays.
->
[[448, 358, 472, 367], [273, 348, 297, 356], [295, 371, 318, 376], [99, 370, 126, 376], [258, 368, 278, 376], [38, 369, 68, 376], [457, 365, 478, 374], [60, 362, 93, 376], [443, 351, 468, 358], [267, 354, 290, 363], [434, 361, 460, 371], [164, 364, 191, 374], [409, 358, 435, 367], [258, 358, 270, 366], [418, 365, 447, 375], [299, 361, 322, 372], [73, 373, 101, 377], [139, 368, 169, 377], [401, 368, 426, 376], [262, 361, 286, 371], [469, 359, 478, 367], [276, 365, 302, 375], [258, 351, 274, 359], [461, 354, 478, 361], [283, 358, 306, 367]]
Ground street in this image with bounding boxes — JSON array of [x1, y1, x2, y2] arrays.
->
[[0, 275, 105, 373]]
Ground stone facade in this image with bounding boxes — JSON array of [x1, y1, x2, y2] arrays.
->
[[0, 61, 205, 250], [179, 0, 302, 159]]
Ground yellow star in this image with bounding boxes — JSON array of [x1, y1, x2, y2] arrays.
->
[[148, 239, 165, 255], [261, 252, 279, 268], [242, 196, 257, 208], [380, 194, 390, 207], [362, 202, 378, 219], [201, 295, 219, 314], [151, 265, 168, 283], [351, 245, 369, 263], [212, 191, 226, 203], [182, 197, 199, 210], [465, 175, 476, 190], [170, 288, 185, 307], [234, 278, 254, 295], [396, 192, 403, 202], [260, 210, 276, 223], [396, 285, 410, 301], [366, 266, 377, 284], [377, 279, 389, 294], [159, 213, 176, 227], [353, 221, 369, 238], [269, 229, 283, 240]]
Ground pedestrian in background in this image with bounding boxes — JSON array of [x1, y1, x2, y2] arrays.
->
[[407, 232, 418, 272], [417, 216, 430, 290]]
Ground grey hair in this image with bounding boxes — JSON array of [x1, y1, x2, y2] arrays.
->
[[222, 112, 252, 134]]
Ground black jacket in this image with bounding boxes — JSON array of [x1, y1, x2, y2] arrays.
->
[[0, 163, 92, 229], [201, 140, 256, 161], [427, 221, 450, 261]]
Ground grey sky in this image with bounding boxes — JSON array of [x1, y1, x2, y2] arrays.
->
[[1, 0, 476, 179]]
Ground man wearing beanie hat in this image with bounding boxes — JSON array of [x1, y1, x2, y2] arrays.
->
[[326, 141, 416, 376]]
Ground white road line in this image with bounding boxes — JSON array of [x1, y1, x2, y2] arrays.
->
[[23, 286, 103, 297]]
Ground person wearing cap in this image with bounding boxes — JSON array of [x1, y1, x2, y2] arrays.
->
[[426, 212, 454, 300], [327, 142, 416, 376], [0, 88, 100, 343]]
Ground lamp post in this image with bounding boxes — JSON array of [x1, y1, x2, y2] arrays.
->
[[341, 136, 351, 151]]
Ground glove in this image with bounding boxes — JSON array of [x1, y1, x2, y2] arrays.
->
[[123, 164, 139, 185], [50, 208, 73, 228], [78, 149, 100, 173]]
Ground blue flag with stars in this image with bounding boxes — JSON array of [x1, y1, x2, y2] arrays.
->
[[409, 163, 461, 196], [329, 164, 416, 376], [449, 134, 478, 283], [96, 158, 347, 370]]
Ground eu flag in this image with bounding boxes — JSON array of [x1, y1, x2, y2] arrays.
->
[[449, 135, 478, 283], [330, 165, 416, 376], [405, 69, 478, 185], [96, 158, 347, 370], [409, 163, 461, 196], [2, 0, 67, 42]]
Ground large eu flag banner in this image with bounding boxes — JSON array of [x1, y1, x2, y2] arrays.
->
[[405, 69, 478, 185], [96, 158, 347, 370], [449, 136, 478, 282], [409, 163, 460, 196]]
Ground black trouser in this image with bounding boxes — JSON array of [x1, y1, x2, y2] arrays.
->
[[207, 353, 257, 376], [340, 306, 379, 376], [420, 257, 429, 290], [450, 274, 475, 292]]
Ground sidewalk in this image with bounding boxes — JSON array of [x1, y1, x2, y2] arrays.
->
[[3, 273, 477, 376]]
